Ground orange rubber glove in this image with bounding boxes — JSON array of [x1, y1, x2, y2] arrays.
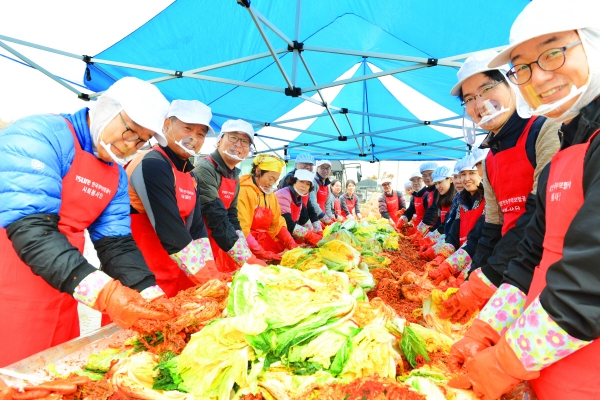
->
[[465, 336, 539, 400], [438, 272, 496, 323], [189, 259, 232, 285], [276, 226, 298, 250], [428, 261, 455, 285], [410, 231, 423, 246], [418, 237, 435, 252], [395, 209, 406, 217], [425, 254, 446, 267], [420, 247, 437, 261], [304, 230, 322, 247], [448, 319, 501, 373], [395, 217, 406, 229], [92, 280, 171, 330]]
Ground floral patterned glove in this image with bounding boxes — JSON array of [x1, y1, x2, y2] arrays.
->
[[227, 230, 253, 265]]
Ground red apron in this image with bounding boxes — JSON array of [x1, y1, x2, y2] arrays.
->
[[334, 196, 342, 217], [439, 204, 450, 223], [413, 194, 425, 225], [525, 132, 600, 399], [385, 191, 401, 224], [203, 157, 240, 274], [251, 193, 285, 254], [485, 117, 536, 235], [316, 181, 330, 214], [342, 194, 357, 217], [0, 119, 119, 367], [459, 198, 485, 246], [130, 147, 196, 298]]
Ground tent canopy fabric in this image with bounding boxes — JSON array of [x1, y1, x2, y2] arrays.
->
[[3, 0, 530, 161]]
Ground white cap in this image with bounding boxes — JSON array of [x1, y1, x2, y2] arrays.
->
[[295, 153, 315, 164], [316, 159, 332, 168], [450, 50, 508, 96], [419, 161, 438, 173], [472, 147, 490, 165], [167, 100, 215, 135], [432, 166, 454, 183], [294, 169, 315, 182], [489, 0, 596, 67], [103, 77, 169, 146], [460, 155, 478, 172], [218, 119, 255, 145], [403, 181, 413, 189], [409, 171, 422, 180], [453, 159, 463, 175], [380, 177, 393, 185]]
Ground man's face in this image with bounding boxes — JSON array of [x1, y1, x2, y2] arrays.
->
[[511, 30, 589, 119], [382, 182, 392, 194], [164, 117, 208, 160], [97, 111, 154, 162], [461, 73, 515, 132], [317, 164, 331, 178], [410, 177, 423, 191], [421, 170, 434, 186], [217, 131, 252, 165], [296, 162, 314, 172]]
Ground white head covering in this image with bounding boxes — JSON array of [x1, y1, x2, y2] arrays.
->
[[294, 169, 315, 182], [403, 181, 413, 189], [380, 177, 393, 185], [450, 50, 509, 96], [453, 159, 463, 175], [489, 0, 600, 122], [460, 155, 478, 172], [432, 166, 454, 183], [217, 119, 255, 144], [471, 147, 490, 165], [167, 100, 215, 135], [419, 161, 438, 173], [409, 171, 422, 180], [89, 77, 169, 156]]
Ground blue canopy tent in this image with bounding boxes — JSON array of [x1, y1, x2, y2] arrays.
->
[[0, 0, 530, 161]]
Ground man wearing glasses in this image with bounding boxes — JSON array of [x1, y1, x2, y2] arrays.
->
[[0, 77, 173, 366], [308, 160, 336, 231], [452, 2, 600, 399], [194, 119, 264, 276]]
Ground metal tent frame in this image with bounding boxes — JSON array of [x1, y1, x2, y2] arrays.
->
[[0, 0, 501, 161]]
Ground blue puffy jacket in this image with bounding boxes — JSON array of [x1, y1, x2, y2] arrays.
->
[[0, 108, 131, 241]]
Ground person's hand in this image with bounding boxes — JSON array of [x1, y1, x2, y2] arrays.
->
[[312, 220, 323, 232], [420, 247, 437, 261], [92, 280, 171, 330], [247, 233, 281, 262], [428, 261, 455, 285], [304, 230, 322, 247], [465, 336, 539, 400], [320, 214, 333, 225], [396, 216, 406, 229], [395, 209, 405, 218], [410, 231, 424, 246], [356, 213, 363, 220], [424, 255, 446, 268], [418, 237, 435, 252], [438, 272, 496, 323], [276, 226, 298, 250], [448, 319, 501, 373], [389, 218, 395, 226]]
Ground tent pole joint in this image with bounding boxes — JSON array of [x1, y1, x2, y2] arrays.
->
[[237, 0, 251, 8], [287, 41, 304, 52], [424, 120, 430, 125], [427, 58, 438, 66], [284, 87, 302, 97], [359, 153, 367, 157], [337, 136, 347, 142], [78, 93, 90, 101], [174, 71, 183, 78], [340, 108, 348, 114]]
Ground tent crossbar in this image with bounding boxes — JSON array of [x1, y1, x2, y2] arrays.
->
[[291, 0, 302, 86], [298, 94, 326, 107], [439, 45, 508, 63], [246, 5, 294, 89], [297, 52, 346, 140], [0, 34, 82, 59], [0, 39, 83, 97], [175, 74, 285, 93], [342, 113, 362, 153], [303, 45, 461, 67], [187, 48, 288, 74], [255, 134, 357, 156], [262, 110, 336, 126], [303, 63, 427, 93], [253, 7, 294, 47]]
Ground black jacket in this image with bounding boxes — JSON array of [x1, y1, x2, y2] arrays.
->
[[504, 97, 600, 341], [446, 187, 485, 257], [404, 185, 438, 225]]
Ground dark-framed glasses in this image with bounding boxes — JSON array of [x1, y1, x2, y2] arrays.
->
[[119, 112, 147, 150], [461, 81, 503, 107], [226, 133, 251, 148], [506, 40, 582, 85]]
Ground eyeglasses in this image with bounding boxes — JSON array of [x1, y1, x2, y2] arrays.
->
[[461, 81, 503, 107], [382, 182, 391, 186], [319, 166, 331, 171], [119, 112, 147, 150], [226, 133, 251, 148], [421, 172, 433, 178], [506, 40, 582, 85]]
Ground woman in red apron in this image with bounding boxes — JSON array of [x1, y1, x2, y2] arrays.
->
[[396, 172, 424, 232], [439, 50, 561, 324], [340, 180, 363, 219], [193, 119, 263, 275], [127, 100, 221, 298], [275, 169, 323, 248], [401, 163, 438, 239], [454, 13, 600, 399], [238, 155, 298, 263], [378, 178, 407, 226], [330, 180, 344, 221], [0, 77, 171, 366]]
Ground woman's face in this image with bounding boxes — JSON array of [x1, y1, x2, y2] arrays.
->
[[294, 179, 312, 196], [434, 178, 452, 195], [332, 181, 342, 195], [510, 30, 589, 120], [460, 169, 482, 194], [346, 183, 356, 195], [462, 73, 515, 132], [255, 169, 281, 192], [97, 111, 155, 163], [164, 117, 208, 160], [453, 174, 464, 191]]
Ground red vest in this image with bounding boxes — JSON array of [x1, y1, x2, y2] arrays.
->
[[385, 191, 401, 224], [316, 180, 330, 213], [439, 204, 450, 223], [459, 198, 485, 246], [485, 117, 536, 235], [333, 196, 342, 217], [342, 194, 357, 217], [129, 147, 196, 298], [203, 157, 240, 274], [414, 188, 433, 225], [0, 119, 119, 366], [525, 132, 600, 399]]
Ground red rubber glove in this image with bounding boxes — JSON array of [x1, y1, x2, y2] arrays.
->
[[428, 261, 455, 285], [420, 247, 437, 261], [395, 209, 406, 217], [246, 233, 282, 262], [418, 237, 435, 252], [92, 280, 171, 330], [426, 255, 446, 267], [438, 272, 496, 323], [276, 226, 298, 250], [304, 230, 322, 247], [395, 217, 406, 229], [190, 259, 234, 284], [246, 254, 268, 266], [410, 231, 423, 246], [448, 319, 501, 373], [465, 336, 539, 399]]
